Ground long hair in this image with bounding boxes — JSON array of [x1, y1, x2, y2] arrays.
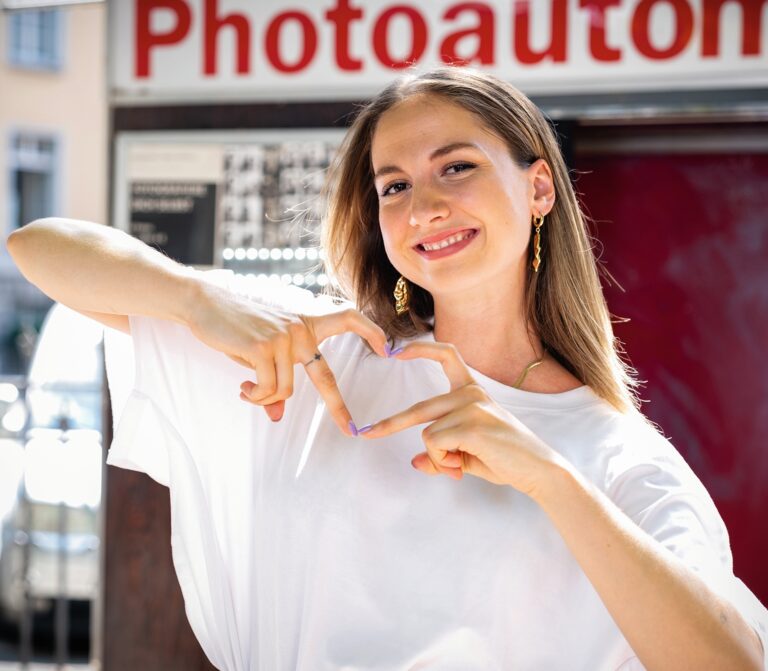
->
[[320, 66, 640, 413]]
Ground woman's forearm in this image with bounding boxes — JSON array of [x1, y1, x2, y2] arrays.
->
[[6, 218, 200, 325], [532, 464, 763, 671]]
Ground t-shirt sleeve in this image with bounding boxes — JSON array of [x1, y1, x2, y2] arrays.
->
[[603, 419, 768, 669], [103, 268, 354, 486]]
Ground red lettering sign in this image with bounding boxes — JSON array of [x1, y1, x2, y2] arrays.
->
[[373, 5, 428, 69], [580, 0, 622, 61], [265, 11, 318, 73], [135, 0, 191, 78], [325, 0, 364, 71], [440, 2, 495, 66], [130, 0, 766, 80], [513, 0, 568, 64], [632, 0, 693, 60], [702, 0, 767, 57], [204, 0, 250, 76]]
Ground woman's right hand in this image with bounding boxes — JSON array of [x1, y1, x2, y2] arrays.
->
[[187, 280, 388, 435]]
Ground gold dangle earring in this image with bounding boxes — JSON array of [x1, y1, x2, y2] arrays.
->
[[394, 275, 410, 315], [532, 213, 545, 273]]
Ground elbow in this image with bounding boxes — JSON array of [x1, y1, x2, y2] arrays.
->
[[5, 225, 33, 263], [6, 218, 53, 260], [5, 226, 25, 260]]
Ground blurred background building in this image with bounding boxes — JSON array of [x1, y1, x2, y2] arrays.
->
[[0, 2, 105, 669], [0, 0, 106, 375], [0, 1, 766, 670]]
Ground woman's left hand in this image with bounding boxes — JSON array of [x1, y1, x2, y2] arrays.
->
[[360, 341, 567, 498]]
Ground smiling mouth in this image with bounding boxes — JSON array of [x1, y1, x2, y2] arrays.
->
[[415, 229, 478, 251]]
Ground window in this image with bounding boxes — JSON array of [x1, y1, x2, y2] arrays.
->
[[8, 9, 61, 70], [9, 132, 58, 231]]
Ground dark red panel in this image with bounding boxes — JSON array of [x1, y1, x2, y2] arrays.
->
[[575, 150, 768, 605]]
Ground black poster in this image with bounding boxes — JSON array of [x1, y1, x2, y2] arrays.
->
[[129, 182, 217, 265]]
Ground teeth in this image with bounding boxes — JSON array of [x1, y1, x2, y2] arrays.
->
[[421, 231, 473, 251]]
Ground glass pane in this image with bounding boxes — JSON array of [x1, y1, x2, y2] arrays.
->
[[12, 133, 56, 170], [37, 137, 55, 156], [10, 13, 23, 53], [8, 9, 59, 68], [16, 170, 52, 227], [39, 10, 56, 63], [21, 11, 39, 60]]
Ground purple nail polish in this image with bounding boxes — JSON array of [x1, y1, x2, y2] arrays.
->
[[384, 343, 392, 357], [348, 420, 358, 436], [390, 347, 404, 356], [357, 424, 373, 434]]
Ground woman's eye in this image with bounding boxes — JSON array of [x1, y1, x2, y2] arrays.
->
[[445, 162, 475, 175], [381, 181, 407, 198], [379, 163, 476, 198]]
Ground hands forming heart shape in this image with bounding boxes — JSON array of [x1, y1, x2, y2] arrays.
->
[[198, 293, 564, 500], [243, 333, 562, 500], [358, 341, 564, 500]]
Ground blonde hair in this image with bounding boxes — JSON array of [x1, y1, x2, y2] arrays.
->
[[320, 66, 640, 413]]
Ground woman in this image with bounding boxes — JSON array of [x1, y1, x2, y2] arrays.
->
[[7, 67, 767, 670]]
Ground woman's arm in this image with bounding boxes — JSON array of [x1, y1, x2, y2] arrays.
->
[[534, 464, 764, 671], [6, 218, 199, 332], [7, 217, 389, 431], [362, 341, 765, 668]]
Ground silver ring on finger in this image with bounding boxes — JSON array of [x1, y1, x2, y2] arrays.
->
[[303, 352, 322, 367]]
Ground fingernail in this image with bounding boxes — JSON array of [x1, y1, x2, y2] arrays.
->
[[384, 343, 392, 357], [390, 347, 404, 356], [357, 424, 373, 434], [348, 420, 358, 436]]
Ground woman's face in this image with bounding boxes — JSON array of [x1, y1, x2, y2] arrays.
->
[[371, 93, 553, 306]]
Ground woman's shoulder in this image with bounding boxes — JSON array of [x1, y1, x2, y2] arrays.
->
[[582, 407, 703, 495]]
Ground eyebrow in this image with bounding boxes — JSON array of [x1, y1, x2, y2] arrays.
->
[[372, 142, 481, 180]]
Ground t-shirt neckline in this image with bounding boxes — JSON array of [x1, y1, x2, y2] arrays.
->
[[411, 328, 601, 411]]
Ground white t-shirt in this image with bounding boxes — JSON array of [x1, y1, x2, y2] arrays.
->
[[104, 270, 768, 671]]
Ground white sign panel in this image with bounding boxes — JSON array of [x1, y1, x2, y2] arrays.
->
[[109, 0, 768, 104], [114, 130, 346, 264]]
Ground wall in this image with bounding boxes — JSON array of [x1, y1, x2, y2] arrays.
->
[[0, 3, 107, 374]]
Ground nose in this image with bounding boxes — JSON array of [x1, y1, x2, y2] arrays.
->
[[408, 181, 450, 227]]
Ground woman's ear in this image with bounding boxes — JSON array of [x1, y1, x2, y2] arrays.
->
[[529, 158, 556, 217]]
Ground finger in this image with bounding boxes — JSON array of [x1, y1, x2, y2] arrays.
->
[[388, 341, 475, 390], [239, 394, 285, 422], [361, 385, 483, 439], [227, 353, 253, 369], [250, 338, 294, 406], [306, 309, 388, 358], [289, 313, 363, 436], [426, 444, 496, 483], [421, 406, 489, 459], [411, 452, 463, 480], [248, 351, 278, 403], [421, 420, 466, 477], [414, 406, 482, 480], [415, 448, 464, 472], [301, 352, 356, 436]]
